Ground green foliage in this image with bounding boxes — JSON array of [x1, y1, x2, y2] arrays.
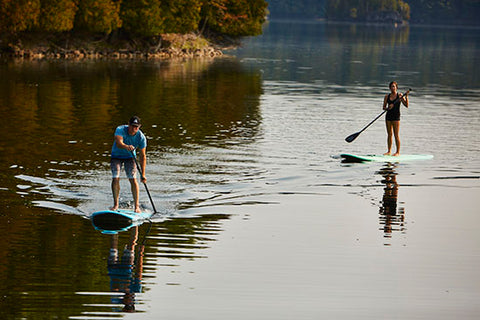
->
[[121, 0, 267, 37], [161, 0, 202, 33], [0, 0, 269, 40], [201, 0, 268, 36], [75, 0, 122, 34], [0, 0, 477, 41], [121, 0, 165, 37], [0, 0, 41, 33], [39, 0, 77, 32]]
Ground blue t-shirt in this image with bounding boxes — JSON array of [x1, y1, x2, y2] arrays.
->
[[111, 125, 147, 159]]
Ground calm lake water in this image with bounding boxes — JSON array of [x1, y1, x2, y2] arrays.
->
[[1, 20, 479, 319]]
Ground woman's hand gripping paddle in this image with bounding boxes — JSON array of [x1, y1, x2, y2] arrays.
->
[[345, 89, 411, 143]]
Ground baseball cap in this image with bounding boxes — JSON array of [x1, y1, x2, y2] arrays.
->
[[129, 116, 141, 127]]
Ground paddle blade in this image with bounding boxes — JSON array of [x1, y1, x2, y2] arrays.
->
[[345, 132, 360, 143]]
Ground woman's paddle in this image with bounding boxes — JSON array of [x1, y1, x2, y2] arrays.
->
[[131, 150, 157, 214], [345, 89, 411, 143]]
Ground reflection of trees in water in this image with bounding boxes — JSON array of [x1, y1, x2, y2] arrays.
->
[[0, 57, 262, 169], [246, 21, 477, 87], [0, 205, 231, 317], [148, 213, 230, 259], [377, 164, 405, 243], [127, 58, 263, 147], [326, 23, 410, 46]]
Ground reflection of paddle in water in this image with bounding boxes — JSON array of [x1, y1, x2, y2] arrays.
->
[[377, 164, 405, 243], [108, 226, 145, 312]]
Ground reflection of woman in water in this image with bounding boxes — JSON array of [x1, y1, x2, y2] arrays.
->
[[108, 226, 144, 312], [378, 164, 405, 240]]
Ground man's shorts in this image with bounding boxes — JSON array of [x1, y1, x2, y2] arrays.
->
[[111, 158, 137, 179]]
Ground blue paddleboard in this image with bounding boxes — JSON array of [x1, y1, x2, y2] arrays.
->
[[91, 209, 153, 234], [340, 153, 434, 163]]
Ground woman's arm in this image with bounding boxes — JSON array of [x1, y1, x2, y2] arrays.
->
[[383, 95, 389, 110]]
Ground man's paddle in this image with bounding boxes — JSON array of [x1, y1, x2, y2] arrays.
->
[[345, 89, 411, 143], [131, 150, 157, 214]]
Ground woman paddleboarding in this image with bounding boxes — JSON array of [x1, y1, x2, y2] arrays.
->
[[383, 81, 409, 156]]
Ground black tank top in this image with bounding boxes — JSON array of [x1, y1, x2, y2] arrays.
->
[[386, 93, 401, 121]]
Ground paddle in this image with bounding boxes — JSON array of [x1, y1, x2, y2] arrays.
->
[[131, 150, 157, 214], [345, 89, 411, 143]]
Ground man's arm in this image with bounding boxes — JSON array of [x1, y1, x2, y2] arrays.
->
[[115, 135, 135, 151]]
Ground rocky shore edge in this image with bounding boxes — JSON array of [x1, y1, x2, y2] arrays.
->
[[2, 47, 223, 60], [0, 33, 228, 60]]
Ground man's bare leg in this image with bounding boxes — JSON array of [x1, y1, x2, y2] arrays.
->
[[110, 178, 120, 210], [129, 178, 141, 213]]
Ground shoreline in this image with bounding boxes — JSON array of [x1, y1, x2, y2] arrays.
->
[[1, 47, 224, 60], [0, 32, 229, 60]]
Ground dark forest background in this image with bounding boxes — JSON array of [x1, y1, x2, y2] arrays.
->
[[269, 0, 480, 25]]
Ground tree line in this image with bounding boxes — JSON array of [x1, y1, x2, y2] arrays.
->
[[268, 0, 480, 25], [0, 0, 268, 38], [407, 0, 479, 24], [326, 0, 411, 22]]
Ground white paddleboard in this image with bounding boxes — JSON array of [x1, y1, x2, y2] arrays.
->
[[340, 153, 434, 163]]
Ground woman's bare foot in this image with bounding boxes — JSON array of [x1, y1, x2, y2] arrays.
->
[[393, 152, 400, 156], [134, 206, 142, 213], [383, 151, 391, 156], [110, 205, 119, 211]]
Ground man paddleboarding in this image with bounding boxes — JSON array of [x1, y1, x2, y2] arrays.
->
[[383, 81, 409, 156], [110, 116, 147, 213]]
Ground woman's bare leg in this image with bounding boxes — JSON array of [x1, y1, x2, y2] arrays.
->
[[384, 121, 393, 155], [392, 121, 400, 156]]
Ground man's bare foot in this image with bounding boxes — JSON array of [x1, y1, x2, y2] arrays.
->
[[110, 205, 119, 211], [383, 152, 391, 156], [134, 206, 142, 213], [393, 152, 400, 156]]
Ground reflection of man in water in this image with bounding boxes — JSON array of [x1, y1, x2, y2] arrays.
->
[[108, 226, 144, 312], [378, 164, 405, 239]]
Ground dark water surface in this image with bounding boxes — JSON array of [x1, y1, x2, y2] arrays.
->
[[1, 21, 479, 319]]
